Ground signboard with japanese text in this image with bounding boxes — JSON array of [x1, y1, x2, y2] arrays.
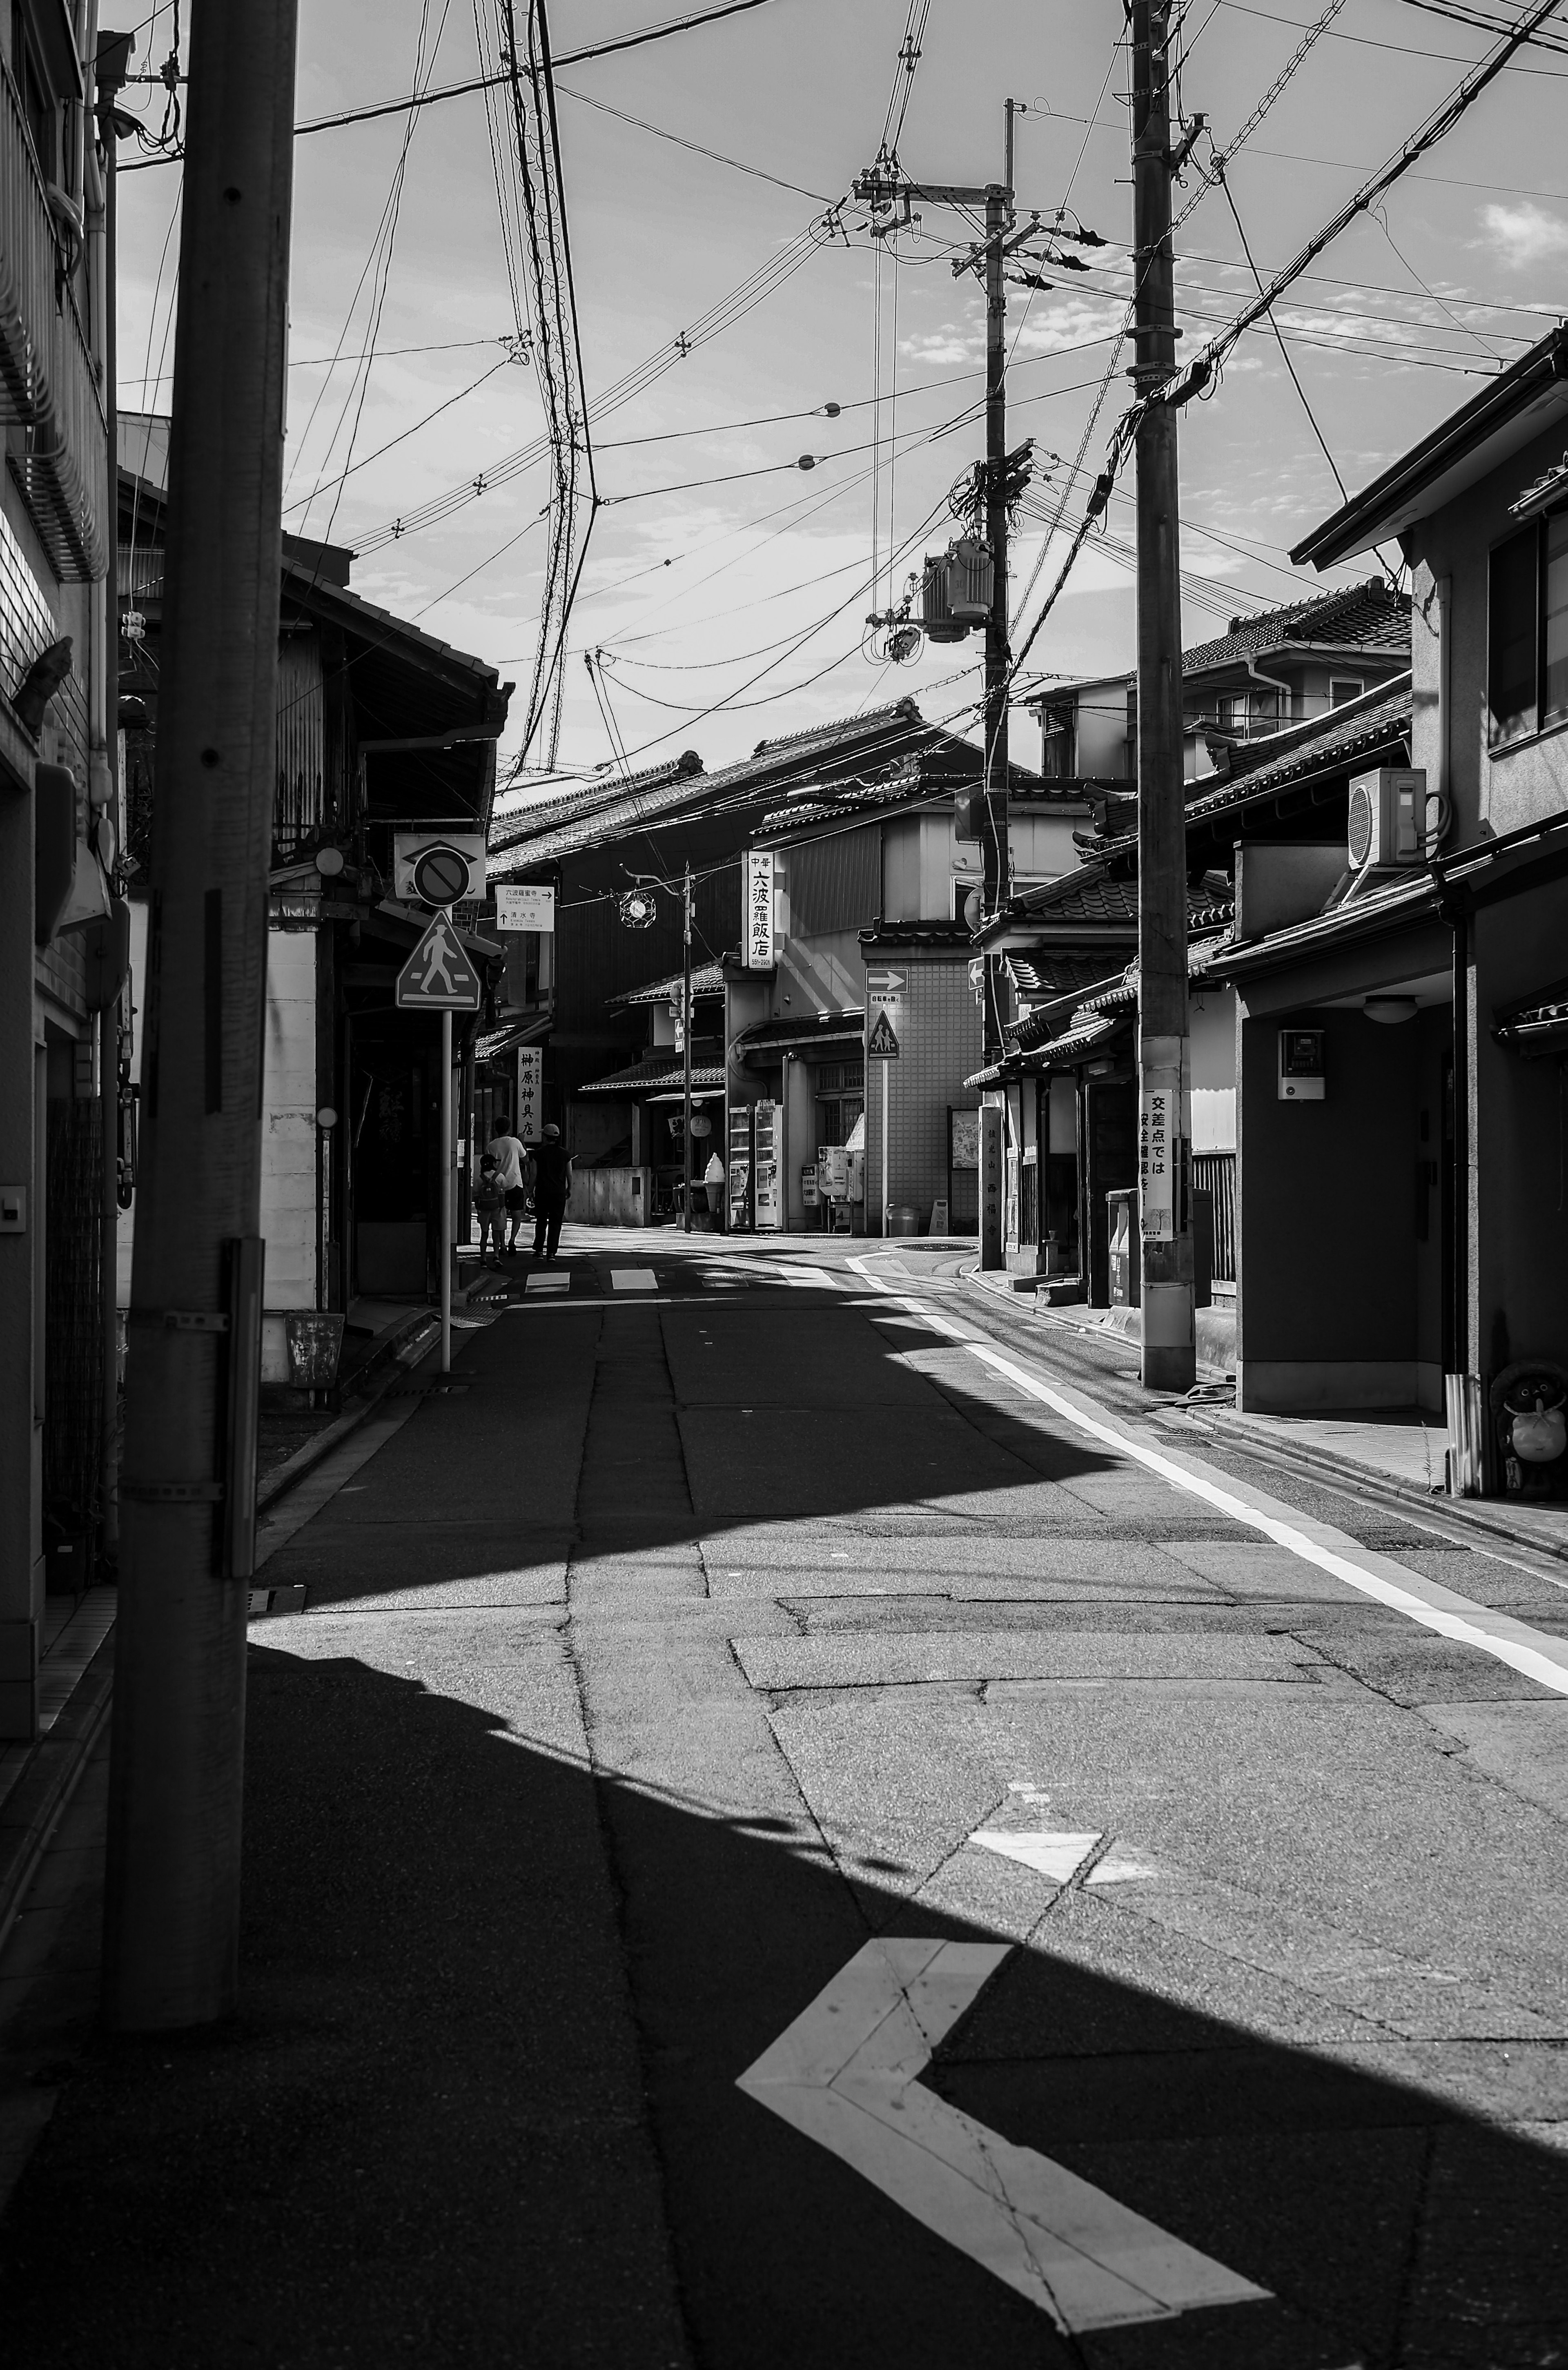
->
[[395, 913, 481, 1010], [1139, 1085, 1176, 1241], [516, 1045, 542, 1141], [745, 850, 776, 969], [495, 882, 555, 933]]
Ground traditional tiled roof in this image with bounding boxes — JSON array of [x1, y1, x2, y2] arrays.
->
[[490, 703, 931, 875], [732, 1008, 864, 1059], [1178, 579, 1411, 676], [1008, 951, 1121, 1000], [981, 867, 1233, 943], [608, 961, 726, 1008], [1091, 678, 1413, 862], [858, 918, 973, 950], [578, 1058, 727, 1096]]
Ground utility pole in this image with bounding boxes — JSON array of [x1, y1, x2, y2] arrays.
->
[[1130, 0, 1196, 1392], [104, 1, 299, 2031], [439, 1008, 452, 1372], [682, 864, 693, 1234], [851, 136, 1013, 1065], [981, 160, 1010, 1068]]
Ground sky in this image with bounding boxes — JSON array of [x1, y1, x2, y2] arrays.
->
[[110, 0, 1568, 800]]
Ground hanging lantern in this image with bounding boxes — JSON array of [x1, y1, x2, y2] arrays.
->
[[619, 887, 657, 929]]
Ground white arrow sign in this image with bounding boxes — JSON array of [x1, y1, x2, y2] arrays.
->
[[737, 1937, 1270, 2334]]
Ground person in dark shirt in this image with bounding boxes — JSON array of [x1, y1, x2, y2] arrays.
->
[[530, 1123, 574, 1261]]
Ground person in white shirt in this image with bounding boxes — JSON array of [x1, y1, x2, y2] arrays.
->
[[485, 1127, 528, 1255]]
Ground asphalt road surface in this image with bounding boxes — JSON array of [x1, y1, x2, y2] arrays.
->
[[4, 1229, 1568, 2369]]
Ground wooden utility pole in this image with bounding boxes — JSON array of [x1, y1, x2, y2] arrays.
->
[[104, 0, 299, 2031], [682, 864, 693, 1234], [1130, 0, 1196, 1393]]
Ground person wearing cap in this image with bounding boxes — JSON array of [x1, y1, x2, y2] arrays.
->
[[530, 1123, 574, 1262]]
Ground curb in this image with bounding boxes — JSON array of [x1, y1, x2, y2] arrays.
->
[[256, 1308, 442, 1516], [958, 1262, 1235, 1381], [1188, 1408, 1568, 1566], [958, 1266, 1568, 1568], [0, 1630, 115, 1962]]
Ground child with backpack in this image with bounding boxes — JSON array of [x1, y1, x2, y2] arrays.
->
[[472, 1153, 506, 1268]]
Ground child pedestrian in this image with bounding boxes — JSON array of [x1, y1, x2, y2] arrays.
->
[[472, 1153, 506, 1268]]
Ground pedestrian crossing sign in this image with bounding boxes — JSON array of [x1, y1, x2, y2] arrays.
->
[[867, 1009, 900, 1060], [396, 913, 482, 1010]]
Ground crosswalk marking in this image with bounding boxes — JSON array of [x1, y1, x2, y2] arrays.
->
[[610, 1267, 659, 1291], [524, 1271, 570, 1294]]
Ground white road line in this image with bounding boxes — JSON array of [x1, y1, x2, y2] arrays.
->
[[738, 1937, 1270, 2332], [966, 1343, 1568, 1702], [845, 1257, 1568, 1702], [524, 1271, 570, 1294], [971, 1829, 1103, 1882], [611, 1267, 659, 1291]]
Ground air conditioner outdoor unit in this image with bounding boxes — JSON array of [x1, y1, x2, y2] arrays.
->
[[1346, 767, 1429, 874]]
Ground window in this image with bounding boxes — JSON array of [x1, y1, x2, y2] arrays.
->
[[1488, 511, 1568, 748], [1217, 687, 1279, 737], [1040, 701, 1075, 778], [1329, 676, 1363, 708]]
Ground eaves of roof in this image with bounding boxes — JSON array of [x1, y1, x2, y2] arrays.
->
[[1207, 871, 1440, 982], [1292, 324, 1568, 568], [578, 1058, 727, 1096]]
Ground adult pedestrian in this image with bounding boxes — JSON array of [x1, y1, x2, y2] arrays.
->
[[531, 1123, 574, 1263], [485, 1121, 528, 1256]]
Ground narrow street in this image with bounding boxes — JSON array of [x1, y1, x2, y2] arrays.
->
[[4, 1230, 1567, 2367]]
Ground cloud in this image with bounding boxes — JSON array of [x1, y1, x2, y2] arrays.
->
[[899, 327, 978, 366], [1477, 201, 1568, 270]]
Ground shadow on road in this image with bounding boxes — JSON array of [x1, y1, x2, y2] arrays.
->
[[0, 1637, 1563, 2369]]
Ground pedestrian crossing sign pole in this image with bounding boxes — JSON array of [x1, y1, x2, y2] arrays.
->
[[396, 914, 482, 1376]]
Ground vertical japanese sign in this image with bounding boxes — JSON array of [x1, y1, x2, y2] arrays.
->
[[745, 850, 775, 969], [978, 1104, 1003, 1267], [517, 1045, 542, 1142], [1139, 1081, 1175, 1241]]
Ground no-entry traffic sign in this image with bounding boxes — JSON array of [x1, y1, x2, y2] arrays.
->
[[396, 913, 482, 1010]]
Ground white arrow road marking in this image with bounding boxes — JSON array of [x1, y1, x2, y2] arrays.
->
[[737, 1938, 1271, 2332], [971, 1830, 1104, 1883]]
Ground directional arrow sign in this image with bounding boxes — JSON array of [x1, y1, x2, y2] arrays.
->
[[396, 913, 482, 1010], [737, 1938, 1270, 2334]]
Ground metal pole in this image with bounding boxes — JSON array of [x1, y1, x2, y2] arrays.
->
[[440, 1008, 452, 1372], [682, 865, 693, 1234], [103, 0, 299, 2033], [881, 1062, 890, 1237], [1131, 0, 1196, 1392], [980, 161, 1011, 1065]]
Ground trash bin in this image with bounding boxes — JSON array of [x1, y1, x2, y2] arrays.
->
[[1106, 1188, 1140, 1307], [888, 1205, 921, 1237]]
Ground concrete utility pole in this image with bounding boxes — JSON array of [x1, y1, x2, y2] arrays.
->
[[981, 160, 1011, 1068], [682, 864, 693, 1234], [1130, 0, 1197, 1393], [104, 0, 299, 2031]]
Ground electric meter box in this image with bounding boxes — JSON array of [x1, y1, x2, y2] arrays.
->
[[1278, 1027, 1325, 1101]]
